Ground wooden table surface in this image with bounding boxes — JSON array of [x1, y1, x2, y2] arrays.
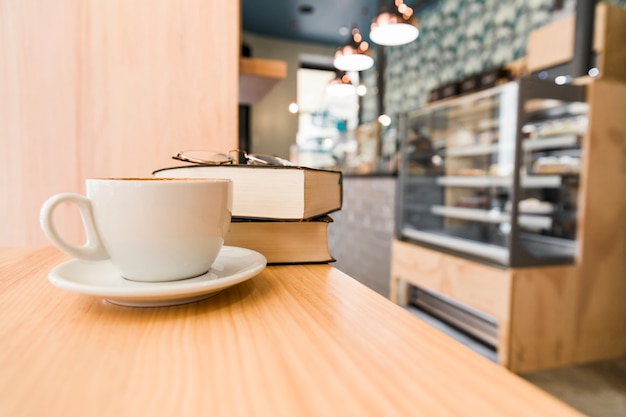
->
[[0, 247, 585, 417]]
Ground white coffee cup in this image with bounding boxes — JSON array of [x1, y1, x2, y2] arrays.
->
[[40, 178, 232, 282]]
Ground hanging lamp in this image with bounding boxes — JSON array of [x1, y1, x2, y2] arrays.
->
[[370, 0, 419, 46], [326, 72, 356, 97], [333, 27, 374, 72]]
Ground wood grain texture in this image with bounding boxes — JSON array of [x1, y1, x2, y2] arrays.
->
[[508, 266, 581, 371], [526, 3, 626, 81], [390, 239, 512, 366], [597, 3, 626, 81], [526, 2, 606, 73], [0, 246, 585, 417], [0, 0, 239, 246], [239, 57, 287, 104], [575, 78, 626, 361], [0, 0, 83, 245]]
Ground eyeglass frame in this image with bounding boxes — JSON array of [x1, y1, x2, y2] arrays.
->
[[172, 149, 293, 167]]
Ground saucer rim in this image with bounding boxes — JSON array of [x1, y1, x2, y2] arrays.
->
[[48, 246, 267, 301]]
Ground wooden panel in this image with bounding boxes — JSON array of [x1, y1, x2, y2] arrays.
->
[[78, 0, 239, 179], [508, 266, 580, 373], [0, 0, 239, 246], [0, 0, 83, 245], [526, 3, 608, 73], [239, 57, 287, 105], [575, 79, 626, 362], [391, 240, 511, 321], [596, 3, 626, 81], [390, 239, 512, 365]]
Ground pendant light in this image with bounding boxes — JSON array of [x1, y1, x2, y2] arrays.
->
[[370, 0, 419, 46], [333, 27, 374, 72], [326, 72, 356, 97]]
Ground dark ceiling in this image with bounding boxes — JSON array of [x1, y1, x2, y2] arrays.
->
[[241, 0, 433, 47]]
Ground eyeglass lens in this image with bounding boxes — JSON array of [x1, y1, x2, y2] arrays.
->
[[173, 149, 293, 166], [173, 150, 233, 165], [245, 154, 293, 166]]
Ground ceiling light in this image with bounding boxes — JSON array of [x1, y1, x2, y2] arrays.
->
[[326, 72, 356, 97], [588, 67, 599, 77], [370, 1, 419, 46], [555, 75, 569, 85], [338, 26, 350, 37], [333, 28, 374, 72], [378, 114, 391, 126]]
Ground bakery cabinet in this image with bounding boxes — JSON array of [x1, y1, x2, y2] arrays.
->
[[397, 77, 586, 267], [391, 78, 626, 373]]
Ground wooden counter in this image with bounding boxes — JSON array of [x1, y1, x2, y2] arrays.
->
[[0, 247, 585, 417]]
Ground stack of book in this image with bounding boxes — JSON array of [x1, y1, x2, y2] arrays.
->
[[153, 164, 342, 264]]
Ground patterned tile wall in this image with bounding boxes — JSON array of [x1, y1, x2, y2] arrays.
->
[[327, 176, 397, 297], [359, 54, 379, 124], [360, 0, 626, 120], [383, 0, 554, 115]]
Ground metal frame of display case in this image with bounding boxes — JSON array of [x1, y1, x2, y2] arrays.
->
[[509, 78, 586, 266], [396, 77, 586, 268]]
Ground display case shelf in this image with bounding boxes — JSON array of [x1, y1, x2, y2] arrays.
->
[[522, 134, 580, 151], [435, 175, 564, 188], [445, 143, 503, 157], [434, 127, 583, 159], [430, 205, 553, 229], [401, 227, 509, 264]]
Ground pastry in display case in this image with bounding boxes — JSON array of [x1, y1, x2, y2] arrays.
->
[[396, 77, 586, 267]]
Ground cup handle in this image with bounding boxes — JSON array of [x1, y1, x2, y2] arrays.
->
[[40, 193, 109, 261]]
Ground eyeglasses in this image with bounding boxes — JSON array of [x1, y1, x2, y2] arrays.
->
[[172, 149, 293, 167]]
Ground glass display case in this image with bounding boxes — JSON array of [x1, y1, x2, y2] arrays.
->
[[397, 77, 587, 267]]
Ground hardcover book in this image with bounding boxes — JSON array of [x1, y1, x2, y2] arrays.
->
[[224, 216, 335, 265], [153, 164, 342, 220]]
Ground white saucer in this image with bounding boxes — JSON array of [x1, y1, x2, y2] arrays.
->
[[48, 246, 267, 307]]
